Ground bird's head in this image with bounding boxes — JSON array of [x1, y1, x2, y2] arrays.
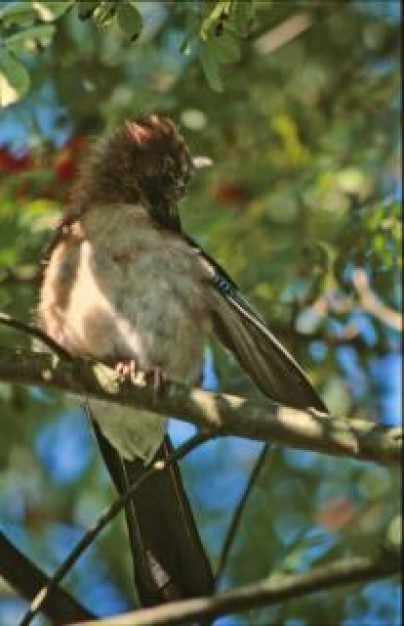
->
[[72, 115, 206, 230]]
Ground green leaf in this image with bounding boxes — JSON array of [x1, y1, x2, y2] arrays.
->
[[33, 1, 74, 21], [231, 0, 255, 35], [93, 1, 116, 27], [5, 24, 55, 53], [210, 31, 241, 64], [116, 3, 142, 41], [0, 50, 30, 107], [199, 42, 223, 92], [76, 0, 99, 21], [0, 2, 36, 27], [200, 1, 231, 40]]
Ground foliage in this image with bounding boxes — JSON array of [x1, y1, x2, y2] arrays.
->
[[0, 1, 401, 624]]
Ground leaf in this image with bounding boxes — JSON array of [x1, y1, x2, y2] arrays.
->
[[231, 0, 255, 35], [211, 31, 241, 64], [76, 0, 99, 21], [200, 1, 231, 40], [5, 24, 55, 53], [116, 3, 142, 41], [0, 2, 36, 27], [93, 1, 116, 27], [199, 42, 223, 92], [0, 50, 30, 107], [33, 0, 73, 21]]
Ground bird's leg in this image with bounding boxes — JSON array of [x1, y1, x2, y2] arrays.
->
[[145, 365, 166, 405]]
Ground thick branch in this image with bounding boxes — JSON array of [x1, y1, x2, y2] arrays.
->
[[0, 532, 95, 624], [75, 550, 401, 626], [0, 347, 401, 466]]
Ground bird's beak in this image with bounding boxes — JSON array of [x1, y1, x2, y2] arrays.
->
[[192, 155, 213, 169]]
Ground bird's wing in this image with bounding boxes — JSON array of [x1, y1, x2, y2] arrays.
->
[[185, 236, 328, 414]]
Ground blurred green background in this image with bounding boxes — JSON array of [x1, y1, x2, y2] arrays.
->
[[0, 1, 401, 624]]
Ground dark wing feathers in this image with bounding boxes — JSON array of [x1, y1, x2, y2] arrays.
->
[[187, 237, 328, 414]]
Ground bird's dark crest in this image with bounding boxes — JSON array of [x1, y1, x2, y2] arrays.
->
[[67, 115, 193, 231]]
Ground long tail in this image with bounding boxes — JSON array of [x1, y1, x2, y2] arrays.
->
[[92, 422, 214, 606]]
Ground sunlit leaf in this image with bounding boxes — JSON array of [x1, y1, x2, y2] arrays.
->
[[200, 1, 231, 40], [0, 50, 30, 107], [93, 1, 116, 27], [33, 0, 74, 21]]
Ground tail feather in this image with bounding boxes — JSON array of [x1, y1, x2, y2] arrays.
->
[[92, 421, 213, 606]]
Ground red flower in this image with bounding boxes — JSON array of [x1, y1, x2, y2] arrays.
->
[[0, 148, 31, 172], [55, 153, 77, 181]]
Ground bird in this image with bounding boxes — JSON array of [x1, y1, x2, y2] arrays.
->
[[37, 114, 327, 607]]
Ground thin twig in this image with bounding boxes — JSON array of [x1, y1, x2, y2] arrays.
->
[[19, 430, 215, 626], [215, 443, 272, 587]]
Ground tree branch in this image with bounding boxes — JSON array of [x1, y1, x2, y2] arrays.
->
[[74, 549, 402, 626], [0, 531, 95, 624], [0, 347, 401, 466]]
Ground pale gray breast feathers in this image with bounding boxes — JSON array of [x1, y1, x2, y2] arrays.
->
[[39, 203, 208, 383]]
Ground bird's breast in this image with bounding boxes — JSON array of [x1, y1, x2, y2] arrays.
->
[[39, 204, 208, 384]]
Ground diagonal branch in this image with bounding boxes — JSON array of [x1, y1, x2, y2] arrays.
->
[[0, 531, 96, 624], [0, 346, 401, 466], [73, 549, 402, 626]]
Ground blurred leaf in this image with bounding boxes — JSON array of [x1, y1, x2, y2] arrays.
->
[[76, 0, 99, 21], [231, 0, 255, 35], [387, 515, 402, 548], [93, 1, 116, 27], [0, 50, 30, 107], [0, 2, 36, 27], [34, 1, 74, 20], [210, 31, 241, 64], [116, 3, 142, 41], [5, 24, 56, 52], [200, 1, 231, 40], [199, 41, 224, 92]]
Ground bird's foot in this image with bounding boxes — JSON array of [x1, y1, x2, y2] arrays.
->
[[115, 359, 137, 381]]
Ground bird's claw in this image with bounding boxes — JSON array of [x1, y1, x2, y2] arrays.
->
[[115, 359, 137, 381]]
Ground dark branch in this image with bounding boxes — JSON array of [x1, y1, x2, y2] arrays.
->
[[0, 531, 95, 624]]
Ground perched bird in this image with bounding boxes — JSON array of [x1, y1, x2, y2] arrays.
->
[[37, 115, 327, 607]]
